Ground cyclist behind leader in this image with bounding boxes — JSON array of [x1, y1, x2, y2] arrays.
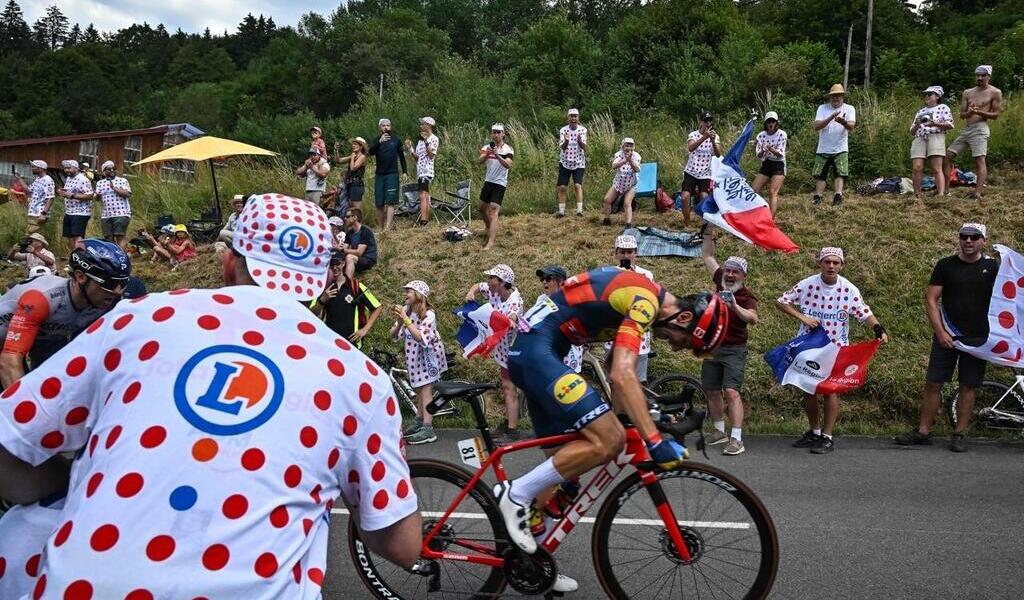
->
[[0, 239, 131, 389], [498, 266, 728, 555], [0, 195, 421, 599]]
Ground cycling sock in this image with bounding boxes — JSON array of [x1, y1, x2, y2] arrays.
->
[[714, 420, 726, 433], [812, 428, 822, 436], [576, 201, 583, 213], [510, 458, 564, 506], [822, 433, 832, 440], [731, 427, 742, 441]]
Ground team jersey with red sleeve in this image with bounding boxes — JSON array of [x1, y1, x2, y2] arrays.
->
[[0, 285, 415, 599], [0, 275, 105, 359]]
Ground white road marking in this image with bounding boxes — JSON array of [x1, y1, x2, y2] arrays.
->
[[330, 509, 749, 529]]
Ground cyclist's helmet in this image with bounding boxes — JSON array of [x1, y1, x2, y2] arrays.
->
[[70, 239, 131, 291], [684, 292, 729, 355]]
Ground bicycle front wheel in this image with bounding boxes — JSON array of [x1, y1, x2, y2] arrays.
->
[[647, 373, 706, 415], [946, 380, 1021, 431], [348, 459, 507, 599], [592, 462, 778, 600]]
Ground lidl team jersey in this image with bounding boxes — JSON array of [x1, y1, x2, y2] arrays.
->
[[521, 266, 665, 354], [0, 275, 105, 361], [0, 285, 415, 599]]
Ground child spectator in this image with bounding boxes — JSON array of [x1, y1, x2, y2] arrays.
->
[[317, 252, 383, 349], [310, 125, 327, 159], [392, 280, 448, 445]]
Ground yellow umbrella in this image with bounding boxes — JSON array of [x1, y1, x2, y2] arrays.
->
[[133, 136, 278, 220]]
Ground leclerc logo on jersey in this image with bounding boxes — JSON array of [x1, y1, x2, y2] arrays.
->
[[174, 345, 285, 435], [279, 226, 314, 260]]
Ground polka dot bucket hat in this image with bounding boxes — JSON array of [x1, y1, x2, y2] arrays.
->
[[404, 280, 430, 298], [233, 193, 331, 301], [484, 263, 515, 285]]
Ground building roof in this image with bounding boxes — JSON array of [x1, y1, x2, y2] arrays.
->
[[0, 123, 205, 148]]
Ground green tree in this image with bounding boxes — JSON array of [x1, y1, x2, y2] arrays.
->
[[498, 14, 601, 106], [168, 41, 238, 84], [0, 0, 34, 55], [32, 4, 68, 50]]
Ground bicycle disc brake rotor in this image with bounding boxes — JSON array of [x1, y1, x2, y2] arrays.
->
[[659, 526, 705, 565], [502, 546, 557, 595]]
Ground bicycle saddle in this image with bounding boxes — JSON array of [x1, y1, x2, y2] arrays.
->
[[434, 380, 498, 399]]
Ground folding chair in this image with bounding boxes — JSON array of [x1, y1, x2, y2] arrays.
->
[[394, 183, 422, 220], [433, 179, 471, 227]]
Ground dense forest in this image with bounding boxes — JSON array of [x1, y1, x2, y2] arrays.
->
[[0, 0, 1021, 164]]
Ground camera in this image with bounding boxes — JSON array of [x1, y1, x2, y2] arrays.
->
[[720, 290, 735, 304], [18, 240, 29, 253]]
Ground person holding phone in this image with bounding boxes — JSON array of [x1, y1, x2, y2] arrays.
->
[[681, 112, 722, 227], [478, 123, 515, 250], [700, 232, 758, 455]]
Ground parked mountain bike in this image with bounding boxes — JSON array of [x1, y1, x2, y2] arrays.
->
[[366, 347, 460, 419], [349, 380, 779, 599], [946, 367, 1024, 432]]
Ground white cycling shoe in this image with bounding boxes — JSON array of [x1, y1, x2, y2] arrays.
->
[[492, 481, 537, 554], [553, 574, 579, 593]]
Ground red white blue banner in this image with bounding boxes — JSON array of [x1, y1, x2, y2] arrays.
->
[[764, 327, 880, 395], [453, 301, 511, 359]]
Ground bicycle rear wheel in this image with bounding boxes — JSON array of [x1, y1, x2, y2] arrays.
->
[[592, 462, 778, 600], [946, 380, 1024, 431], [348, 459, 507, 599], [647, 373, 706, 417]]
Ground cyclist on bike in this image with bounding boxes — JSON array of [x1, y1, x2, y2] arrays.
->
[[0, 195, 421, 599], [0, 238, 131, 388], [497, 266, 728, 557]]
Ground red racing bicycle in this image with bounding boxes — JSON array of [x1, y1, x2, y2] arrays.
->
[[349, 381, 778, 599]]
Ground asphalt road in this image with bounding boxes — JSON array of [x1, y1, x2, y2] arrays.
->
[[324, 430, 1024, 599]]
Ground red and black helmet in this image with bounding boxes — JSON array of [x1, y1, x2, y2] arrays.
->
[[688, 293, 729, 355]]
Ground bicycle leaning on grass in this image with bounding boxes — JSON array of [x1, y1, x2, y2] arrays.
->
[[348, 381, 779, 599]]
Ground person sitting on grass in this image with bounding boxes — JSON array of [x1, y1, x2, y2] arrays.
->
[[393, 280, 448, 445], [144, 224, 196, 266], [218, 195, 247, 243], [601, 137, 641, 228], [342, 208, 377, 280], [8, 233, 56, 275]]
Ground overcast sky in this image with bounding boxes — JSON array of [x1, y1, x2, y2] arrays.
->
[[21, 0, 343, 34]]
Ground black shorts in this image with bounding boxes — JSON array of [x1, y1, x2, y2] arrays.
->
[[681, 173, 711, 196], [354, 256, 376, 274], [63, 214, 90, 238], [417, 177, 432, 192], [479, 181, 507, 205], [557, 165, 585, 187], [925, 336, 988, 388], [758, 160, 786, 177], [101, 216, 130, 237], [346, 183, 365, 202]]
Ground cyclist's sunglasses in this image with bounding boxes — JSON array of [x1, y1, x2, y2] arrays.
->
[[959, 234, 982, 241], [86, 273, 129, 293]]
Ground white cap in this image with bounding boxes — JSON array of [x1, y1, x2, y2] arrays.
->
[[101, 160, 115, 171], [61, 159, 79, 169], [615, 234, 638, 250], [959, 222, 987, 238], [232, 192, 331, 302], [722, 256, 749, 274], [484, 263, 515, 284], [491, 123, 505, 132], [328, 216, 344, 227], [923, 85, 944, 97], [567, 108, 580, 116], [29, 160, 47, 170], [621, 137, 635, 146], [421, 116, 436, 126], [404, 280, 430, 298], [764, 111, 779, 122], [975, 65, 992, 76], [818, 246, 845, 262]]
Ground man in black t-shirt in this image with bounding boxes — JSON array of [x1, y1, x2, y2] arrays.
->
[[895, 223, 998, 452], [316, 252, 383, 348], [342, 208, 378, 280]]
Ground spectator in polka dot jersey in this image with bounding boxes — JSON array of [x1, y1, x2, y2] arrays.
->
[[776, 246, 888, 455], [0, 193, 422, 599], [393, 280, 448, 445]]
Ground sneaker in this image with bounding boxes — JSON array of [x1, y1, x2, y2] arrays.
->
[[402, 420, 424, 438], [723, 438, 745, 455], [950, 433, 968, 453], [406, 426, 437, 445], [792, 430, 821, 448], [492, 481, 536, 554], [555, 212, 565, 219], [812, 194, 823, 205], [832, 193, 843, 206], [575, 210, 583, 217], [602, 217, 612, 226], [553, 574, 579, 593], [706, 430, 729, 446], [893, 429, 932, 445], [810, 436, 834, 454]]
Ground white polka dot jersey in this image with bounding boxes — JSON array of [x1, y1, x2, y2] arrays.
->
[[777, 274, 873, 346], [0, 285, 416, 599]]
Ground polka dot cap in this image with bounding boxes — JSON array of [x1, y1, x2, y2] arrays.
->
[[232, 193, 330, 302]]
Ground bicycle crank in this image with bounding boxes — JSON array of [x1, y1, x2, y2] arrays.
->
[[502, 546, 557, 595], [659, 526, 705, 565]]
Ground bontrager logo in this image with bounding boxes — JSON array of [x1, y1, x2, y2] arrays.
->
[[354, 539, 398, 597]]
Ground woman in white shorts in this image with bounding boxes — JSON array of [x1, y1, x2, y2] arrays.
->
[[910, 85, 954, 195], [601, 137, 642, 228]]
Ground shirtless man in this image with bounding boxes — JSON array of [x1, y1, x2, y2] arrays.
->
[[945, 65, 1003, 199]]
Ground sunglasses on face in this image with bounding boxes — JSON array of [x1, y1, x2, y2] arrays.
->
[[539, 276, 559, 283], [959, 234, 982, 241]]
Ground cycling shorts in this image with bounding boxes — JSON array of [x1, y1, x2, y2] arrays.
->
[[507, 326, 610, 442]]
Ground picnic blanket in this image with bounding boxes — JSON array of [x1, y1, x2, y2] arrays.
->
[[621, 226, 702, 258]]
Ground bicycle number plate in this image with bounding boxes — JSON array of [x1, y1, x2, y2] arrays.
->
[[457, 437, 487, 468]]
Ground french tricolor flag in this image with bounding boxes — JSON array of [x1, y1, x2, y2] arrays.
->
[[697, 119, 798, 254], [764, 327, 880, 395], [453, 301, 512, 359]]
